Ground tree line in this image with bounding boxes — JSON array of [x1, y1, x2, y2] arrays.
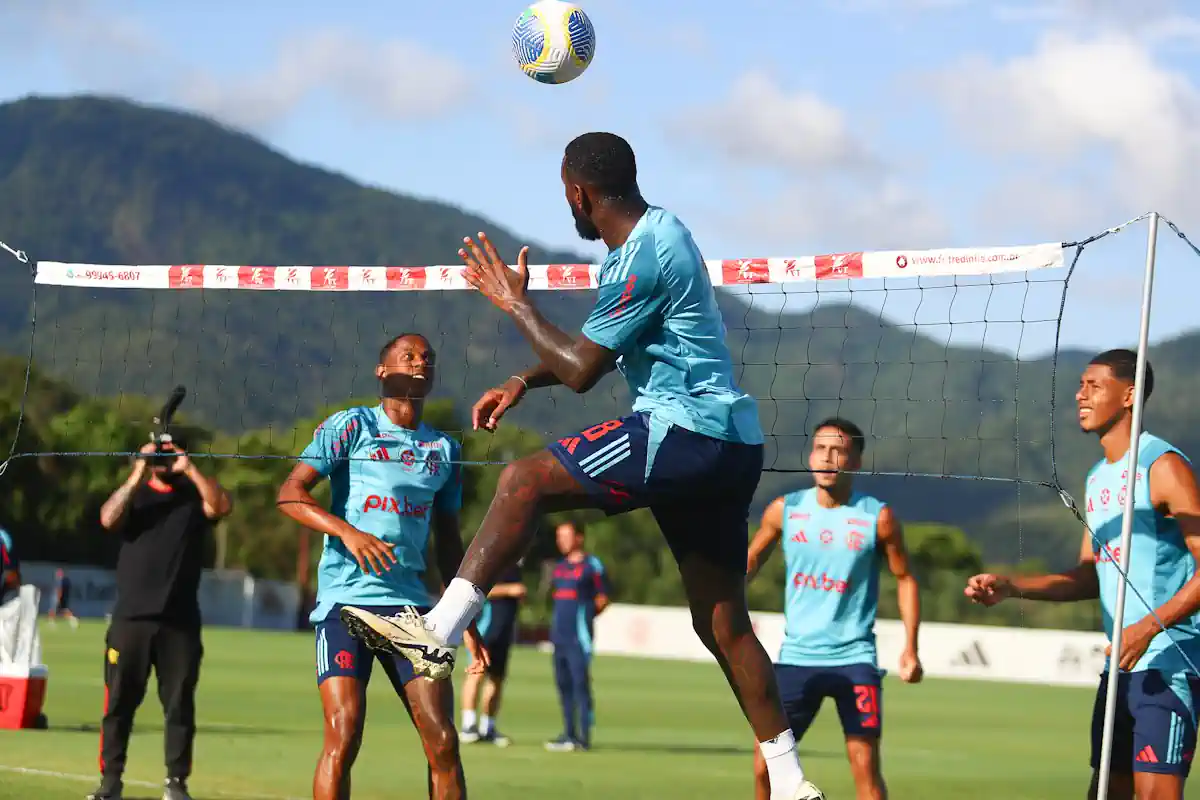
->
[[0, 356, 1104, 633]]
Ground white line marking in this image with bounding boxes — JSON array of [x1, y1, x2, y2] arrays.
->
[[0, 764, 305, 800]]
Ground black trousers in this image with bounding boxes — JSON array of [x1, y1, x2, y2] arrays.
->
[[100, 618, 203, 783]]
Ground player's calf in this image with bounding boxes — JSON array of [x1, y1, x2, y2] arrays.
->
[[845, 737, 886, 800]]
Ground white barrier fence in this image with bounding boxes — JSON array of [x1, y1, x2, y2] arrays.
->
[[593, 604, 1111, 688], [19, 562, 301, 631]]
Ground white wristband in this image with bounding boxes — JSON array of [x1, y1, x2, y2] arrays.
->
[[511, 375, 529, 388]]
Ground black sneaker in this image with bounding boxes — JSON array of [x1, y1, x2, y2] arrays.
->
[[479, 728, 513, 748], [86, 779, 122, 800], [162, 777, 192, 800]]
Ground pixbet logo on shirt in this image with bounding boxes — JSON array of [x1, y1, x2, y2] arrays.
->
[[792, 571, 849, 593], [362, 495, 431, 518]]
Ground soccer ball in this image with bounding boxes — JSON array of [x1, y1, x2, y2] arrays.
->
[[511, 1, 596, 85]]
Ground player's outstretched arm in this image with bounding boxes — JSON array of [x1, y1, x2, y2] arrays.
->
[[746, 498, 786, 582], [276, 463, 397, 576], [965, 529, 1099, 605], [878, 506, 922, 682], [1109, 453, 1200, 669]]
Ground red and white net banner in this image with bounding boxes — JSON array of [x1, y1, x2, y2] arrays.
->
[[33, 242, 1065, 291]]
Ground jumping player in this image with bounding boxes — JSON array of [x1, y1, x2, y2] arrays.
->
[[966, 349, 1200, 800], [277, 333, 488, 800], [342, 132, 825, 800], [747, 418, 922, 800], [460, 561, 527, 747], [544, 521, 610, 752]]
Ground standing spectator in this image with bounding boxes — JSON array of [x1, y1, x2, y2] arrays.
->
[[89, 438, 232, 800], [48, 568, 78, 629], [0, 526, 18, 601], [544, 522, 609, 753]]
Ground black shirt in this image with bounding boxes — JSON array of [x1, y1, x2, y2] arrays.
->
[[112, 479, 211, 627]]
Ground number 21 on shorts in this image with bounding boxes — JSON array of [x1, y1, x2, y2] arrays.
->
[[854, 684, 880, 729]]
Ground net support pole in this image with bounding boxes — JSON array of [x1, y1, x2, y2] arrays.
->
[[1095, 211, 1161, 800]]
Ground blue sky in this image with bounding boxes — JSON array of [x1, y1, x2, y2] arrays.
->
[[2, 0, 1200, 355]]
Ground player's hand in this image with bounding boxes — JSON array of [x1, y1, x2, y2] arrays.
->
[[463, 627, 491, 676], [340, 528, 398, 575], [471, 377, 527, 431], [459, 232, 530, 314], [1107, 616, 1160, 670], [964, 573, 1013, 606], [898, 648, 924, 683], [131, 443, 157, 480]]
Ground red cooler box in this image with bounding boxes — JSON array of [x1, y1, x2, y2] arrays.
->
[[0, 664, 48, 729]]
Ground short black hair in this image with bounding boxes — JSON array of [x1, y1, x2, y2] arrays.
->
[[1089, 348, 1154, 401], [812, 417, 866, 457], [559, 519, 586, 538], [563, 132, 638, 201], [378, 332, 428, 364]]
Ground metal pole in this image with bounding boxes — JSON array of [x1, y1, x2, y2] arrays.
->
[[1095, 211, 1160, 800]]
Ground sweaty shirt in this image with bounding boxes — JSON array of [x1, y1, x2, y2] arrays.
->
[[1086, 432, 1200, 676], [777, 489, 884, 668], [301, 405, 461, 624], [549, 554, 609, 654], [579, 206, 762, 446]]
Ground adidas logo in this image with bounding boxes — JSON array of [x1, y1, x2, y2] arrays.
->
[[1135, 745, 1159, 764], [951, 641, 989, 668]]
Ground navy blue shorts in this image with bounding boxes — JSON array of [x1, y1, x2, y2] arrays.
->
[[776, 663, 884, 739], [548, 412, 763, 572], [1090, 670, 1200, 776], [314, 604, 427, 690]]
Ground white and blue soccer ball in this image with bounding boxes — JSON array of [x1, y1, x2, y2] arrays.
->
[[511, 1, 596, 85]]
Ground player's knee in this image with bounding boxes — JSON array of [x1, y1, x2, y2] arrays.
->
[[322, 706, 363, 760], [423, 722, 459, 771], [496, 460, 542, 503], [846, 740, 882, 787]]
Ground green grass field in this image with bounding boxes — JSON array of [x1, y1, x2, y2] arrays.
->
[[0, 620, 1173, 799]]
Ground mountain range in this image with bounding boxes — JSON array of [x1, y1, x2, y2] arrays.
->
[[2, 94, 1195, 567]]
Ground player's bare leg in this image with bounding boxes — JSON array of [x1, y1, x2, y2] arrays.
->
[[314, 677, 366, 800], [401, 675, 467, 799], [844, 737, 886, 800], [341, 452, 592, 677], [459, 670, 484, 740], [1133, 772, 1182, 800], [1087, 770, 1134, 800]]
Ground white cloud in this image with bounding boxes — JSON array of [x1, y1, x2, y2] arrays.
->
[[669, 72, 946, 251], [0, 1, 471, 132], [929, 32, 1200, 228]]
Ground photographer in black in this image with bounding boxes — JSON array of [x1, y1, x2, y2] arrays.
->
[[89, 436, 232, 800]]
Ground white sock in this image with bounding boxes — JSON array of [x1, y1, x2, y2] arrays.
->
[[480, 714, 494, 735], [760, 729, 805, 798], [462, 709, 477, 730], [425, 578, 485, 646]]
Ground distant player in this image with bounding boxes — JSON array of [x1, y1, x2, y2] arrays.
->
[[460, 560, 527, 747], [966, 349, 1200, 800], [48, 568, 78, 628], [544, 521, 609, 752], [343, 132, 825, 800], [747, 418, 923, 800], [277, 333, 488, 800]]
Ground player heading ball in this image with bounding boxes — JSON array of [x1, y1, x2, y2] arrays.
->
[[341, 133, 826, 800]]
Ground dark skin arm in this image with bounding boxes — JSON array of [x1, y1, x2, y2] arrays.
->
[[276, 463, 398, 575], [459, 234, 617, 394]]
